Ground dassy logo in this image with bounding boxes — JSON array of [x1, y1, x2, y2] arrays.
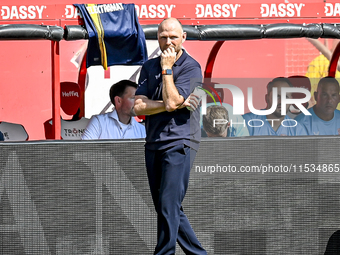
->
[[1, 5, 46, 20], [195, 4, 241, 18], [324, 3, 340, 17], [260, 3, 305, 17]]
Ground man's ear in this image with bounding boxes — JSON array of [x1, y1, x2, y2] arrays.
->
[[314, 91, 318, 102], [114, 96, 121, 106], [182, 32, 187, 43]]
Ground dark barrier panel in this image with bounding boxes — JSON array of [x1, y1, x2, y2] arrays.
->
[[0, 137, 339, 254], [0, 24, 64, 41], [65, 23, 335, 41]]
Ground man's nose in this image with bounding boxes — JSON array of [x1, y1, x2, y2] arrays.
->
[[166, 37, 172, 45]]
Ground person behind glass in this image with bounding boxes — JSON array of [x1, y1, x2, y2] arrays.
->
[[243, 77, 307, 136], [81, 80, 146, 139], [295, 76, 340, 135], [305, 38, 340, 109], [200, 102, 249, 137], [203, 105, 229, 137], [133, 18, 206, 255]]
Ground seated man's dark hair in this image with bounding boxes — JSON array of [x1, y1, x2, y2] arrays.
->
[[109, 80, 138, 106]]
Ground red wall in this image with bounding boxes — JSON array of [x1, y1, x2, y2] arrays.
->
[[0, 40, 83, 140]]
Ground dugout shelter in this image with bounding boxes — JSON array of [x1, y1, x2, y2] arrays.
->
[[2, 0, 340, 139], [1, 1, 340, 254]]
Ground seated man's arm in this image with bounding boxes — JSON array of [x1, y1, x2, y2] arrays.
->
[[306, 38, 332, 60]]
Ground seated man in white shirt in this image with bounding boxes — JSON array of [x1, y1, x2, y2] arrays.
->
[[81, 80, 146, 139]]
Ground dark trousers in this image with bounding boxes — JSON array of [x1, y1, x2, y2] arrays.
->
[[145, 144, 207, 255]]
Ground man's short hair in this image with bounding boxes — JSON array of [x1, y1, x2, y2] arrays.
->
[[317, 76, 340, 91], [203, 105, 229, 137], [109, 80, 138, 106], [267, 77, 293, 93], [159, 17, 183, 31]]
